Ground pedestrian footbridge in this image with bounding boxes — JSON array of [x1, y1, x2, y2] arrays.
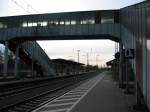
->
[[0, 0, 150, 111], [0, 10, 121, 77]]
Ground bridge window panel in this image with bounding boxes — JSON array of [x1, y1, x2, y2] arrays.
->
[[101, 18, 114, 24], [0, 24, 7, 29], [54, 21, 59, 25], [32, 22, 37, 27], [101, 11, 114, 24], [95, 12, 101, 24], [83, 20, 88, 24], [80, 21, 82, 24], [22, 22, 28, 27], [88, 19, 95, 24], [28, 23, 33, 27], [81, 20, 89, 24], [0, 22, 3, 28], [65, 21, 70, 25], [42, 21, 48, 26], [49, 21, 53, 24], [48, 21, 54, 25], [60, 21, 64, 25], [37, 22, 43, 26], [4, 25, 7, 28], [114, 10, 120, 23], [71, 20, 76, 25], [75, 20, 81, 24]]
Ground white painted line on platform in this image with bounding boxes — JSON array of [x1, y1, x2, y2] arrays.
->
[[33, 72, 105, 112], [45, 103, 74, 107], [67, 74, 105, 112], [54, 98, 79, 102], [41, 109, 68, 112]]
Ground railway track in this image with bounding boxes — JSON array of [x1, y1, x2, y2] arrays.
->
[[0, 72, 99, 112]]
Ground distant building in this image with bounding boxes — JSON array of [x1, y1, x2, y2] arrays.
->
[[0, 51, 3, 75], [0, 50, 3, 64], [52, 59, 86, 76]]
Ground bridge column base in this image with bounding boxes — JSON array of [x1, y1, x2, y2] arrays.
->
[[14, 45, 19, 79], [3, 41, 9, 79], [119, 42, 123, 87]]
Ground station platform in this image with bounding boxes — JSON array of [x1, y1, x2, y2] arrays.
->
[[33, 71, 143, 112]]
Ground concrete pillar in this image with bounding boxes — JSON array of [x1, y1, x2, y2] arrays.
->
[[14, 45, 19, 78], [31, 58, 34, 77], [119, 42, 123, 88], [124, 60, 130, 94], [3, 41, 9, 78]]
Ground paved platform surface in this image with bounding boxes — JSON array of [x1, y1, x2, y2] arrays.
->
[[33, 71, 143, 112], [70, 71, 130, 112]]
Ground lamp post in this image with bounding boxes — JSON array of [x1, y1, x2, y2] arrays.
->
[[77, 50, 80, 64], [96, 54, 99, 67], [82, 53, 89, 66]]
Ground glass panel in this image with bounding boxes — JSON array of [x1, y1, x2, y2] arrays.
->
[[28, 23, 32, 27], [89, 19, 95, 24], [81, 20, 88, 24], [32, 22, 37, 27], [4, 25, 7, 28], [42, 21, 47, 26], [101, 11, 114, 24], [22, 22, 28, 27], [95, 12, 101, 24], [49, 21, 53, 25], [0, 22, 3, 28], [37, 22, 43, 26], [65, 21, 70, 25], [54, 21, 59, 25], [101, 18, 114, 24], [60, 21, 64, 25], [71, 20, 76, 25]]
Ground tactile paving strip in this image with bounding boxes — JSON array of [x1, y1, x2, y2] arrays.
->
[[32, 72, 105, 112]]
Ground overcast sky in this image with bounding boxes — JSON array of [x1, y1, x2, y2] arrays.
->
[[0, 0, 144, 16], [0, 0, 144, 66]]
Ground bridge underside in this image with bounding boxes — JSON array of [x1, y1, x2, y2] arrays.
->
[[11, 35, 120, 42]]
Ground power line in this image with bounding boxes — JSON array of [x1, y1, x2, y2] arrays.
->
[[87, 53, 89, 65], [11, 0, 30, 13], [11, 0, 38, 14], [77, 50, 80, 63], [22, 0, 38, 13]]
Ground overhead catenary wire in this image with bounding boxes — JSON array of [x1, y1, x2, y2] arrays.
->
[[22, 0, 38, 13], [11, 0, 38, 14], [11, 0, 30, 13]]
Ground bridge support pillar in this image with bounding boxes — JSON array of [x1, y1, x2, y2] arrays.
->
[[119, 42, 124, 88], [31, 57, 34, 77], [14, 45, 19, 78], [3, 41, 9, 78]]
